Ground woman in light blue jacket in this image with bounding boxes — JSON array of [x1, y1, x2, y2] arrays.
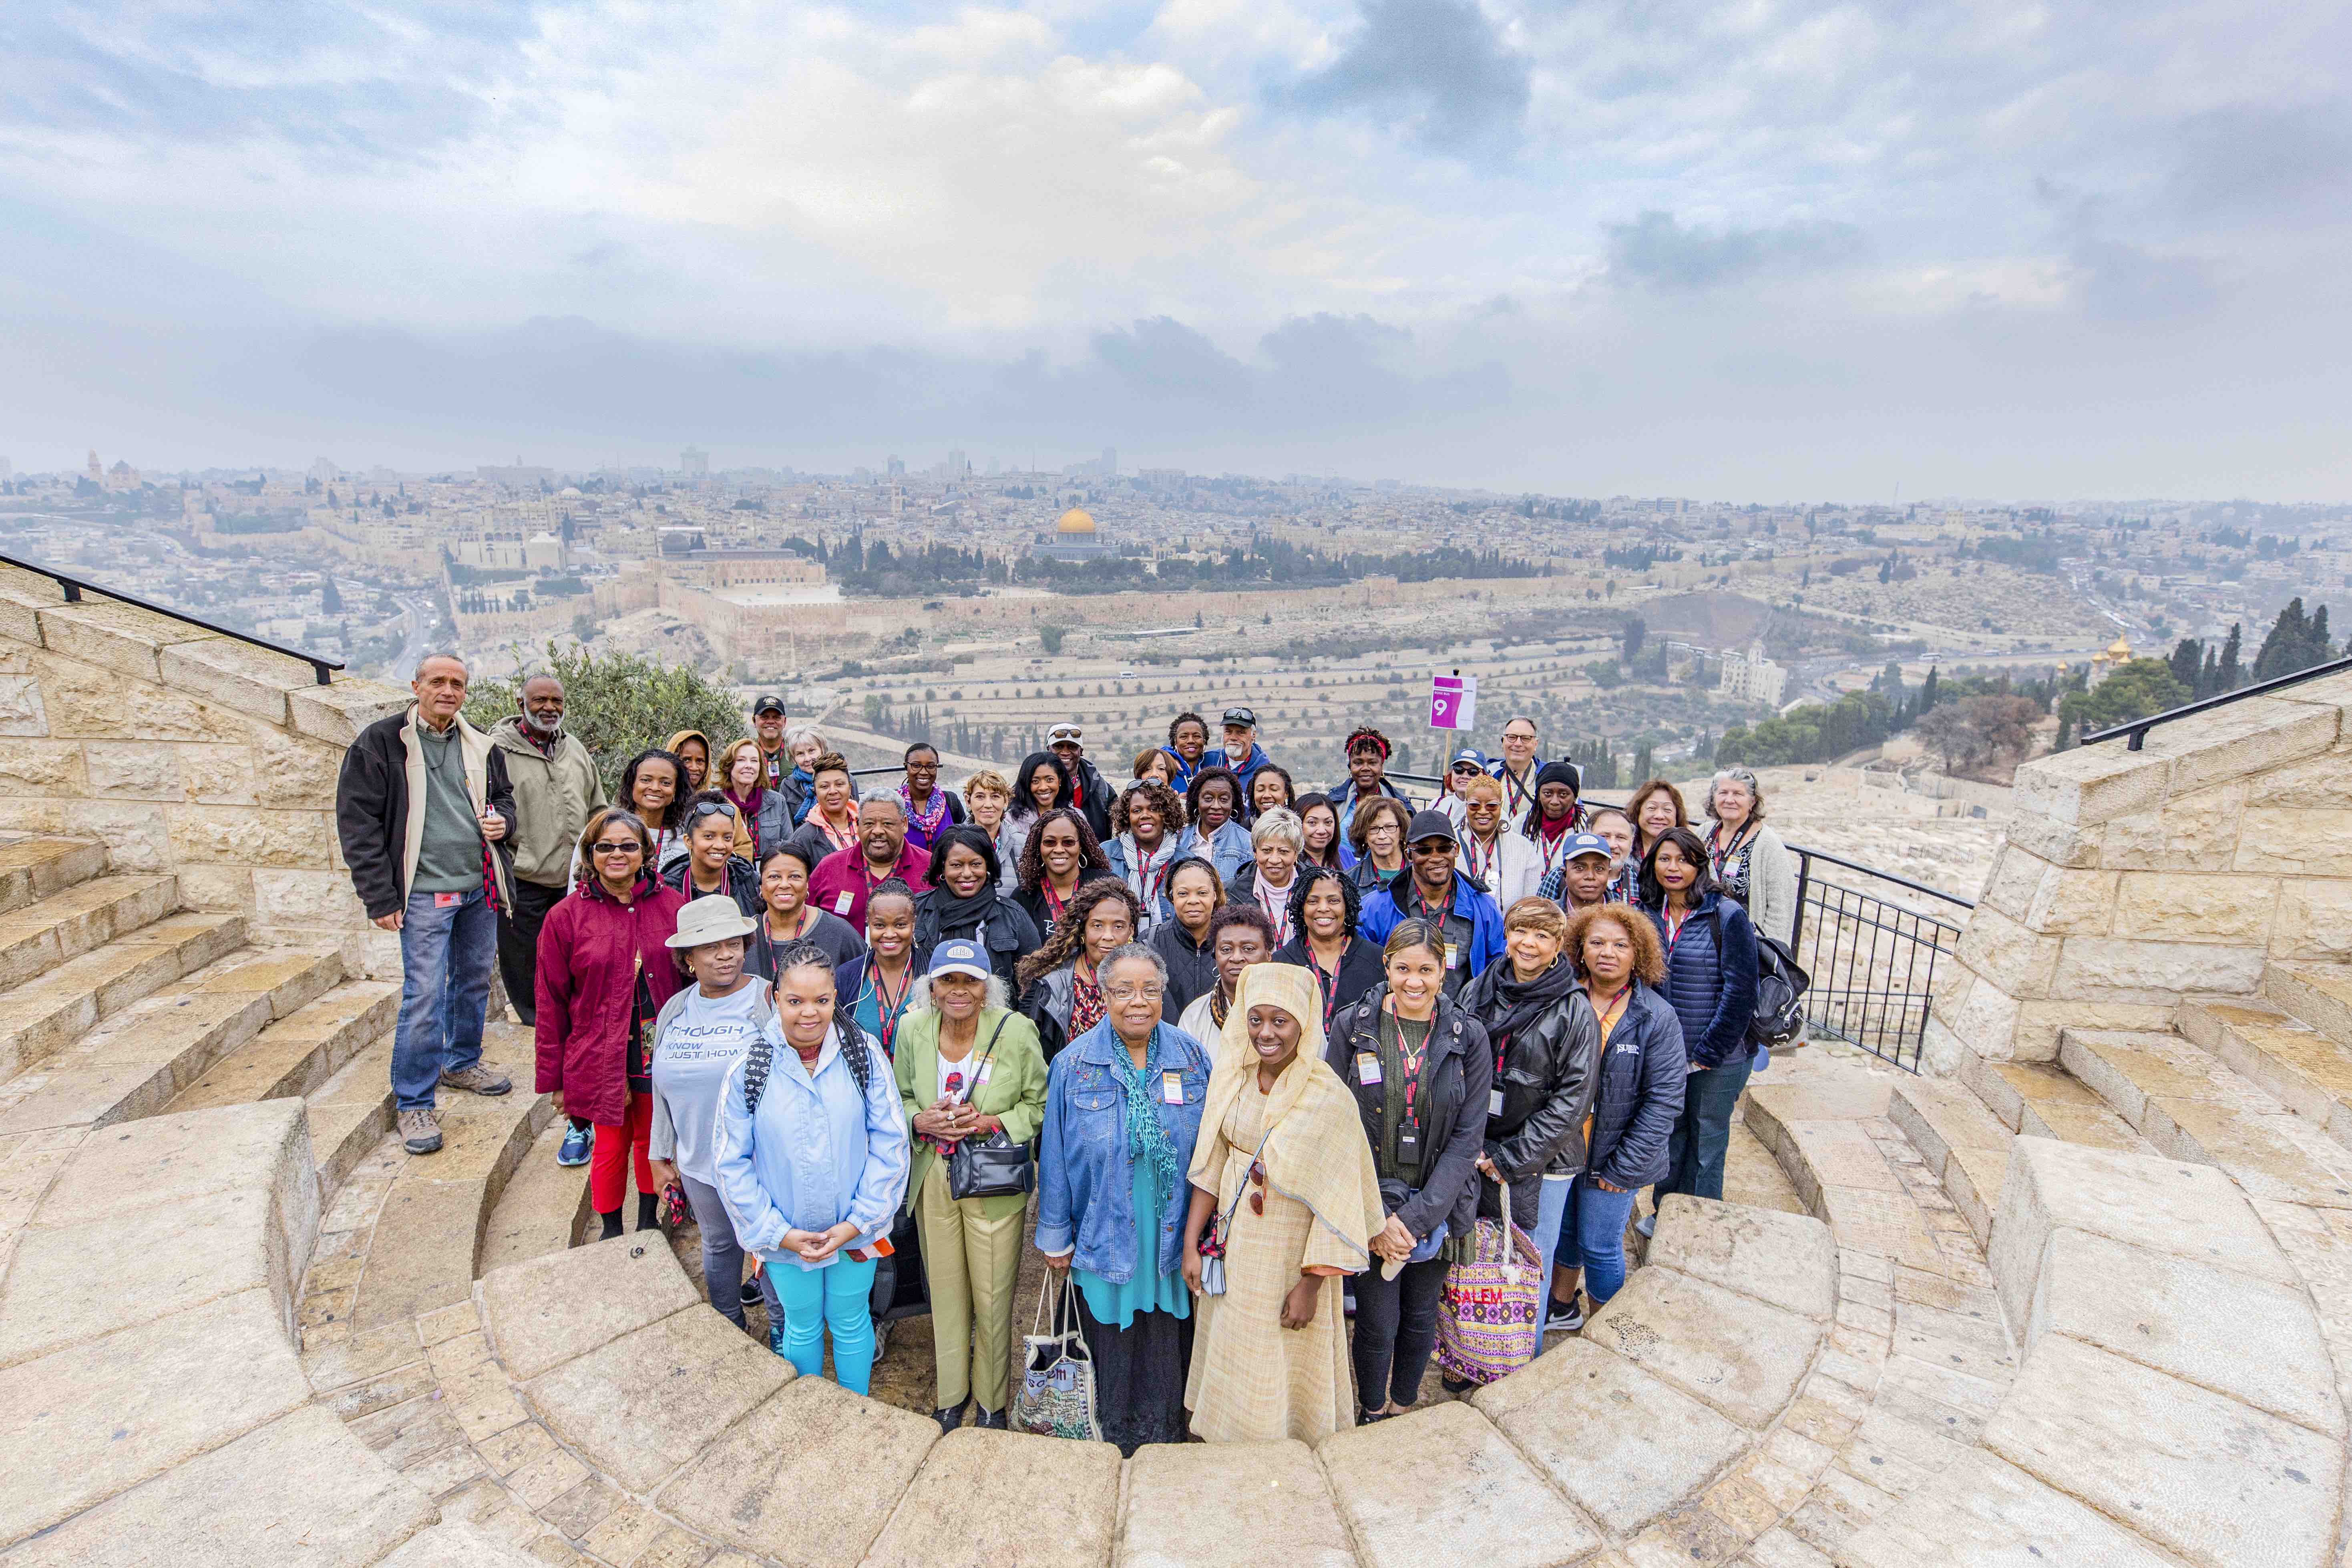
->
[[714, 938, 911, 1394]]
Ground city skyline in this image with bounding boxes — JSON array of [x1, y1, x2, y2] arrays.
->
[[2, 3, 2347, 498]]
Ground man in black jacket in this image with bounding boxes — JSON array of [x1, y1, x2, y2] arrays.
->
[[335, 653, 518, 1156], [1047, 723, 1116, 843]]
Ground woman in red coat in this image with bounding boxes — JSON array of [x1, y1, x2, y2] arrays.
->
[[537, 807, 689, 1238]]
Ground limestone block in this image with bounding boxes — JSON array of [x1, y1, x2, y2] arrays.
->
[[1975, 844, 2048, 922], [2152, 696, 2340, 796], [1474, 1336, 1749, 1534], [1645, 1194, 1836, 1320], [1985, 1335, 2340, 1568], [2247, 742, 2352, 810], [1985, 1137, 2296, 1340], [2006, 998, 2176, 1063], [255, 866, 370, 929], [176, 862, 255, 913], [1838, 1448, 2179, 1568], [82, 740, 186, 801], [291, 678, 411, 747], [2020, 865, 2117, 936], [1120, 1439, 1353, 1568], [0, 1287, 312, 1542], [2111, 871, 2277, 943], [36, 600, 215, 682], [1586, 1264, 1823, 1428], [864, 1428, 1120, 1568], [480, 1234, 704, 1381], [32, 654, 249, 743], [529, 1306, 792, 1491], [2047, 937, 2265, 1003], [1925, 972, 2021, 1066], [42, 1099, 318, 1272], [2, 1402, 434, 1568], [1818, 1185, 1947, 1272], [2028, 1226, 2340, 1436], [1951, 906, 2062, 1000], [0, 1184, 285, 1369], [2010, 744, 2171, 829], [0, 799, 66, 836], [2268, 668, 2352, 712], [171, 742, 259, 805], [157, 635, 322, 724], [1319, 1401, 1600, 1568], [0, 673, 46, 736], [167, 804, 333, 868], [250, 722, 343, 808], [656, 1377, 937, 1568], [2236, 806, 2352, 875], [378, 1520, 543, 1567], [2099, 780, 2246, 873], [1998, 812, 2101, 869], [2274, 879, 2352, 961], [0, 583, 56, 646], [0, 740, 83, 796]]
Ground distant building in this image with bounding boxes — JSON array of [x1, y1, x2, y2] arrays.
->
[[2087, 634, 2133, 689], [1031, 506, 1118, 563], [1718, 641, 1787, 707], [680, 446, 709, 476]]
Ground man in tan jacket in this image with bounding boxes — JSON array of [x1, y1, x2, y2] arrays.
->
[[488, 671, 606, 1028]]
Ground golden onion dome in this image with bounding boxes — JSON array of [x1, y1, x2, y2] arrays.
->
[[1055, 507, 1097, 535]]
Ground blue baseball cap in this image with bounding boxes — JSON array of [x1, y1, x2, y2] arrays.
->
[[1564, 832, 1613, 862], [1448, 747, 1488, 770], [926, 939, 991, 982]]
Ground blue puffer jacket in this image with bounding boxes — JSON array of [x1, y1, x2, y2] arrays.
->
[[1645, 893, 1759, 1070], [1586, 981, 1687, 1190]]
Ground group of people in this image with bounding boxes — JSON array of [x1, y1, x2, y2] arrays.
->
[[337, 653, 1800, 1447]]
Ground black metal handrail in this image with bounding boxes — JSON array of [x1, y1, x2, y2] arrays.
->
[[1787, 846, 1968, 1073], [0, 549, 346, 686], [2082, 653, 2352, 751]]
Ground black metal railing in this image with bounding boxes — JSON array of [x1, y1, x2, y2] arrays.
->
[[2081, 653, 2352, 750], [0, 549, 346, 685], [1787, 846, 1973, 1072]]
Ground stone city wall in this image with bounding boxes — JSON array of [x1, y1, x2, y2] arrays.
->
[[1924, 672, 2352, 1069], [0, 562, 410, 971]]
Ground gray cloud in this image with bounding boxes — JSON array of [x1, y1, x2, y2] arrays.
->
[[1605, 210, 1866, 291], [1272, 0, 1530, 156], [2070, 239, 2221, 326], [2163, 105, 2352, 225], [1090, 317, 1254, 404]]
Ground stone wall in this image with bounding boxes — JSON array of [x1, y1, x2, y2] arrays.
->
[[0, 562, 411, 969], [1924, 673, 2352, 1069]]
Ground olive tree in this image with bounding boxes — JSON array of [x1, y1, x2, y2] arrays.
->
[[463, 641, 749, 793]]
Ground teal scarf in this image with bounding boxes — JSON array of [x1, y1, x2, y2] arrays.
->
[[1108, 1028, 1182, 1196]]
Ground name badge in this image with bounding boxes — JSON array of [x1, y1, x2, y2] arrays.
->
[[1490, 1088, 1506, 1116], [832, 891, 855, 916], [434, 891, 464, 908], [976, 1060, 994, 1085], [1444, 942, 1461, 969], [1160, 1070, 1184, 1105], [1356, 1052, 1383, 1085]]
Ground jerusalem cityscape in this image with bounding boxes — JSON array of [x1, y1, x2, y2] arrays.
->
[[2, 4, 2349, 1568]]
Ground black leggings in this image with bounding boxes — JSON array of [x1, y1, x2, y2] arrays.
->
[[1350, 1256, 1448, 1410]]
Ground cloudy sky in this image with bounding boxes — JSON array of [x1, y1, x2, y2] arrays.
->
[[2, 0, 2347, 499]]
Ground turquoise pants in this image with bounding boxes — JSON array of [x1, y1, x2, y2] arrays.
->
[[763, 1255, 879, 1394]]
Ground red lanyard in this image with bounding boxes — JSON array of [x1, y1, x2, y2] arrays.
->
[[1662, 907, 1691, 953], [1591, 983, 1631, 1035], [1042, 879, 1071, 925], [1464, 832, 1496, 889], [1310, 950, 1342, 1025], [865, 963, 910, 1057]]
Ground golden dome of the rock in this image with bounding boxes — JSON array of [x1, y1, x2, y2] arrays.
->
[[1054, 507, 1097, 535]]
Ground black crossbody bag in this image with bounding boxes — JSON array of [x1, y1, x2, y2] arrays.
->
[[947, 1015, 1034, 1200]]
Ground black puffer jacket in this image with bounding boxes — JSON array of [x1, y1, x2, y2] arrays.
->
[[1325, 986, 1492, 1246], [1461, 958, 1600, 1229], [911, 890, 1040, 991], [1586, 981, 1688, 1191], [1150, 920, 1216, 1017]]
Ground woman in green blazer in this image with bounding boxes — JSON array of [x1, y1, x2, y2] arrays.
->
[[894, 937, 1051, 1433]]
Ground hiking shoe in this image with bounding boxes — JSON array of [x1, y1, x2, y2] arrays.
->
[[440, 1063, 512, 1096], [399, 1108, 442, 1156], [1543, 1295, 1586, 1334], [1634, 1212, 1656, 1240], [740, 1276, 763, 1309], [557, 1124, 592, 1166]]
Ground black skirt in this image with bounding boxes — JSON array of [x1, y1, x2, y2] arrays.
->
[[1071, 1287, 1194, 1455]]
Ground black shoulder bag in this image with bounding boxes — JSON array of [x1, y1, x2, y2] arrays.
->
[[947, 1014, 1034, 1200]]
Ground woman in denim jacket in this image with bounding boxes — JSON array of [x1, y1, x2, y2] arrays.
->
[[1034, 941, 1214, 1454]]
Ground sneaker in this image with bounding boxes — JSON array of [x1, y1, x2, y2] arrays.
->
[[398, 1107, 442, 1156], [557, 1124, 593, 1166], [440, 1063, 512, 1097], [1634, 1212, 1656, 1240], [1543, 1296, 1586, 1333], [975, 1406, 1008, 1430], [740, 1276, 763, 1309], [767, 1321, 786, 1357]]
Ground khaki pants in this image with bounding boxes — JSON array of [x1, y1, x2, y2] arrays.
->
[[915, 1163, 1025, 1412]]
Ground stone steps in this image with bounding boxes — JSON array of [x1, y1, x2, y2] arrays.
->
[[167, 978, 400, 1115], [477, 1118, 590, 1277], [0, 911, 245, 1083], [0, 943, 347, 1136], [0, 836, 108, 917], [306, 1035, 399, 1196], [2266, 957, 2352, 1051], [1953, 1053, 2151, 1152], [0, 872, 179, 993], [2178, 980, 2352, 1155]]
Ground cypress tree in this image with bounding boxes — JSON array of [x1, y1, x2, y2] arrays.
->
[[2217, 623, 2243, 691]]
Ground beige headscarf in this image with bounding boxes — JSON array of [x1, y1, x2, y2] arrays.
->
[[1190, 963, 1382, 1273]]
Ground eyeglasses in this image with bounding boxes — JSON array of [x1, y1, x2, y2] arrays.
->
[[688, 799, 737, 821], [591, 840, 641, 857], [1104, 983, 1164, 1001]]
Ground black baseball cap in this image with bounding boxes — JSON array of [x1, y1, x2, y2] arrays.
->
[[752, 694, 786, 717], [1406, 810, 1458, 847], [1222, 707, 1258, 729]]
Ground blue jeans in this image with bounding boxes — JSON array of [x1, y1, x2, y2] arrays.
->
[[1530, 1173, 1572, 1279], [391, 884, 497, 1111], [1557, 1175, 1639, 1305], [1659, 1055, 1755, 1206], [764, 1255, 879, 1393]]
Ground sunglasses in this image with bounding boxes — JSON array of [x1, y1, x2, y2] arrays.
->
[[591, 840, 641, 856], [688, 799, 738, 821]]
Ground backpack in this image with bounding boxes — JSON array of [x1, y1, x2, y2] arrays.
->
[[743, 1008, 873, 1112], [1747, 935, 1811, 1047]]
